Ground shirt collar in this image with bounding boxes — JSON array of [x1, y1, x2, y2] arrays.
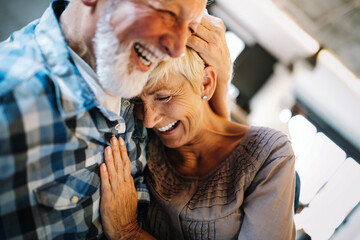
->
[[35, 0, 99, 119], [68, 47, 122, 116]]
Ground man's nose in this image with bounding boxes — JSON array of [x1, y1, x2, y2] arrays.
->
[[160, 21, 188, 58], [142, 104, 163, 129]]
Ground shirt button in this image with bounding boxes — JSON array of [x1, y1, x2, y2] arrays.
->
[[71, 195, 79, 204], [115, 123, 121, 131], [123, 100, 130, 107]]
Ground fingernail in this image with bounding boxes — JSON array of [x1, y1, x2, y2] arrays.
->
[[106, 146, 112, 155], [119, 137, 124, 146], [111, 137, 118, 146], [101, 163, 107, 172]]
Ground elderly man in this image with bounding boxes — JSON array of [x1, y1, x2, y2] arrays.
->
[[0, 0, 231, 239]]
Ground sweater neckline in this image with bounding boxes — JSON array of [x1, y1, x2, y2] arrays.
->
[[160, 126, 255, 181]]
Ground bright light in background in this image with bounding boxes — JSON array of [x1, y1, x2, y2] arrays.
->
[[254, 0, 319, 55], [279, 108, 292, 123], [295, 132, 346, 204], [295, 158, 360, 240], [288, 115, 317, 156], [228, 83, 240, 100], [293, 49, 360, 155], [225, 31, 244, 101], [289, 115, 360, 240], [318, 50, 360, 96], [225, 31, 245, 63]]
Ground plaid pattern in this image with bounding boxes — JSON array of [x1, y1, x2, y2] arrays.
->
[[0, 1, 148, 239]]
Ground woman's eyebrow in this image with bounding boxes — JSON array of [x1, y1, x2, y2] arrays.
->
[[147, 85, 173, 96]]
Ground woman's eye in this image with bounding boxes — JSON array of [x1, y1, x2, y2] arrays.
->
[[157, 96, 172, 102]]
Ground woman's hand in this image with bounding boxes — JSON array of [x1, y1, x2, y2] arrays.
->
[[100, 137, 140, 240], [187, 13, 232, 119]]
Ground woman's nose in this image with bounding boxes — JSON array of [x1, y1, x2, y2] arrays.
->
[[142, 104, 163, 129]]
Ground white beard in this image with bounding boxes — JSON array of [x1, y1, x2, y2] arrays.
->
[[93, 9, 154, 98]]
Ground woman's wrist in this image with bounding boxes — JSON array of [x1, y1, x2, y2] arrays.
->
[[117, 221, 155, 240], [211, 79, 230, 119], [118, 219, 142, 240]]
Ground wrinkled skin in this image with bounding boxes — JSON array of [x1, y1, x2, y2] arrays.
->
[[100, 137, 145, 240], [188, 13, 232, 119], [93, 0, 206, 98], [134, 72, 206, 149], [99, 3, 232, 239]]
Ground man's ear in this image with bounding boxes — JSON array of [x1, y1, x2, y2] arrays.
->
[[202, 66, 217, 100], [81, 0, 97, 7]]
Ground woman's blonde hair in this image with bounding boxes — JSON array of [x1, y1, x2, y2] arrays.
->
[[146, 47, 205, 94]]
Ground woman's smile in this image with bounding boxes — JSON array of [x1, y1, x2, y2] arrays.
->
[[156, 120, 180, 132]]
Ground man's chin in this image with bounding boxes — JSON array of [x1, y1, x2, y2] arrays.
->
[[95, 41, 154, 98], [102, 72, 149, 98], [111, 87, 143, 99]]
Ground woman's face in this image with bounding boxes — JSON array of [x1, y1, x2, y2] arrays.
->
[[134, 73, 203, 148]]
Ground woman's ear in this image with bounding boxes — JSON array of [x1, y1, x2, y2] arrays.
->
[[202, 66, 217, 100]]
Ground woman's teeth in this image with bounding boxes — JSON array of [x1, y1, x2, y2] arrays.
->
[[157, 121, 178, 132]]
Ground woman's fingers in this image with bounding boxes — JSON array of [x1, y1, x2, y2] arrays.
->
[[104, 145, 121, 193], [190, 13, 224, 46], [110, 137, 124, 182], [118, 137, 132, 182], [104, 137, 134, 191], [101, 138, 140, 239], [187, 13, 225, 49], [107, 137, 132, 182], [100, 163, 111, 202], [198, 13, 225, 34]]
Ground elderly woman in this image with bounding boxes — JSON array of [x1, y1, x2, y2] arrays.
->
[[100, 48, 296, 240]]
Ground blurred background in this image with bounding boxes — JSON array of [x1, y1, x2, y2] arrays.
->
[[1, 0, 360, 239]]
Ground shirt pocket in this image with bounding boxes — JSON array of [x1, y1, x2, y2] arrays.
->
[[33, 164, 101, 239], [34, 164, 100, 210]]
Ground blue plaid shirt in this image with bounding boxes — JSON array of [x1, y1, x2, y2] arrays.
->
[[0, 1, 148, 239]]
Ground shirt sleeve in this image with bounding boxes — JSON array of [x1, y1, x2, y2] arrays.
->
[[238, 139, 297, 240]]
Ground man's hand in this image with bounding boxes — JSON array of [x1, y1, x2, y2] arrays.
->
[[187, 13, 232, 119]]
